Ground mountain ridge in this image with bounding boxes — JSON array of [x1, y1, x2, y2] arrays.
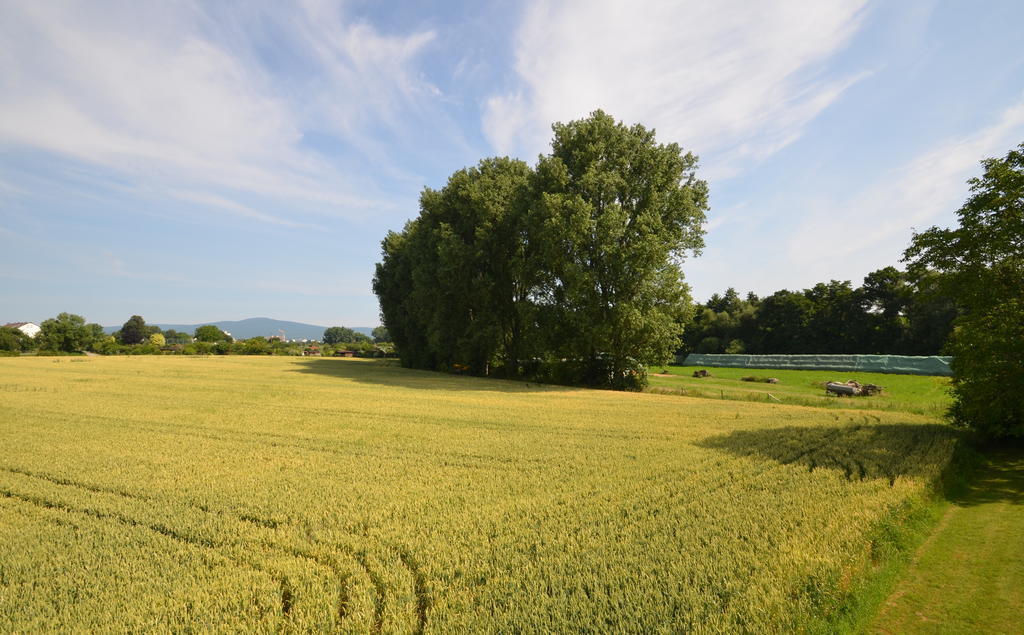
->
[[102, 317, 375, 340]]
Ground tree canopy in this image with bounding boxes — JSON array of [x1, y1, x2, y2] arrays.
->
[[194, 325, 231, 343], [904, 142, 1024, 439], [681, 265, 959, 357], [0, 327, 33, 353], [37, 313, 103, 353], [323, 327, 371, 345], [118, 315, 148, 345], [374, 111, 708, 389]]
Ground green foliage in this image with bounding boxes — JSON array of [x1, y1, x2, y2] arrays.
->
[[904, 143, 1024, 439], [753, 290, 814, 353], [236, 337, 271, 355], [322, 326, 370, 345], [374, 111, 708, 389], [92, 336, 121, 355], [117, 315, 148, 345], [371, 326, 390, 343], [724, 339, 746, 354], [194, 325, 231, 343], [696, 335, 722, 354], [376, 156, 535, 375], [0, 327, 33, 353], [162, 329, 192, 346], [680, 269, 958, 356], [902, 270, 959, 355], [532, 111, 706, 388], [85, 324, 106, 352], [36, 313, 103, 353], [149, 333, 166, 347]]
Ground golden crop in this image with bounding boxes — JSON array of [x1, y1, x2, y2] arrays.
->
[[0, 356, 956, 631]]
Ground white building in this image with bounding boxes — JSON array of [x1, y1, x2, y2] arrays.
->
[[3, 322, 41, 338]]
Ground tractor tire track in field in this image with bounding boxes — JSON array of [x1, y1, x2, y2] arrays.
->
[[0, 486, 344, 624], [0, 464, 430, 632], [0, 468, 423, 631], [392, 544, 430, 634], [0, 464, 144, 501], [0, 485, 367, 629]]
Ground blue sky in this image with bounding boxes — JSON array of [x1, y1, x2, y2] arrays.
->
[[2, 0, 1023, 328]]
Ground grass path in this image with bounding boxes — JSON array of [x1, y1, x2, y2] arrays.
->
[[871, 447, 1024, 633]]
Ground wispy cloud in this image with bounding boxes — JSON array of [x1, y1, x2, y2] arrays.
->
[[0, 178, 27, 197], [0, 1, 438, 219], [483, 0, 870, 177], [786, 97, 1024, 271], [169, 189, 324, 229]]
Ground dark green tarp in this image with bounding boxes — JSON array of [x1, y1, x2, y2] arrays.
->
[[677, 354, 953, 376]]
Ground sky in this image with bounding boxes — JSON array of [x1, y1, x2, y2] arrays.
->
[[1, 0, 1023, 328]]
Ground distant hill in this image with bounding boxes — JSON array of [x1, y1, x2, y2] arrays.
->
[[102, 318, 375, 341]]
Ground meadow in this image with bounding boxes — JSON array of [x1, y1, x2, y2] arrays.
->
[[649, 365, 952, 417], [0, 356, 958, 631]]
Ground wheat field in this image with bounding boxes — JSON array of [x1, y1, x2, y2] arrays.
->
[[0, 356, 956, 632]]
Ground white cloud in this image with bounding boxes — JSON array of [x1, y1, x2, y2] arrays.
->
[[786, 98, 1024, 273], [0, 178, 27, 197], [483, 0, 870, 175], [168, 189, 324, 229], [0, 1, 437, 218]]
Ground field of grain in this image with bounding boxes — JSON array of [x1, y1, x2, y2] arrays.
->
[[0, 356, 957, 631]]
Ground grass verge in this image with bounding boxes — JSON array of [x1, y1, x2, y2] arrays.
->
[[810, 439, 982, 633], [869, 440, 1024, 633]]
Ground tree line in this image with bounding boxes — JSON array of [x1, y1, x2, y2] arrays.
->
[[373, 111, 708, 389], [681, 267, 956, 356], [1, 314, 394, 357]]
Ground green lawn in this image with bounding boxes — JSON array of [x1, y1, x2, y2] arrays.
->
[[649, 365, 952, 417], [871, 446, 1024, 634]]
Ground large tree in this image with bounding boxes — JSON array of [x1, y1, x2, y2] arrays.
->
[[904, 142, 1024, 439], [323, 326, 370, 345], [376, 157, 537, 375], [901, 269, 958, 355], [0, 327, 33, 353], [751, 290, 814, 354], [531, 111, 707, 386], [118, 315, 148, 345], [374, 111, 707, 388], [802, 280, 869, 354], [37, 313, 102, 353], [860, 266, 911, 353], [194, 325, 231, 343]]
